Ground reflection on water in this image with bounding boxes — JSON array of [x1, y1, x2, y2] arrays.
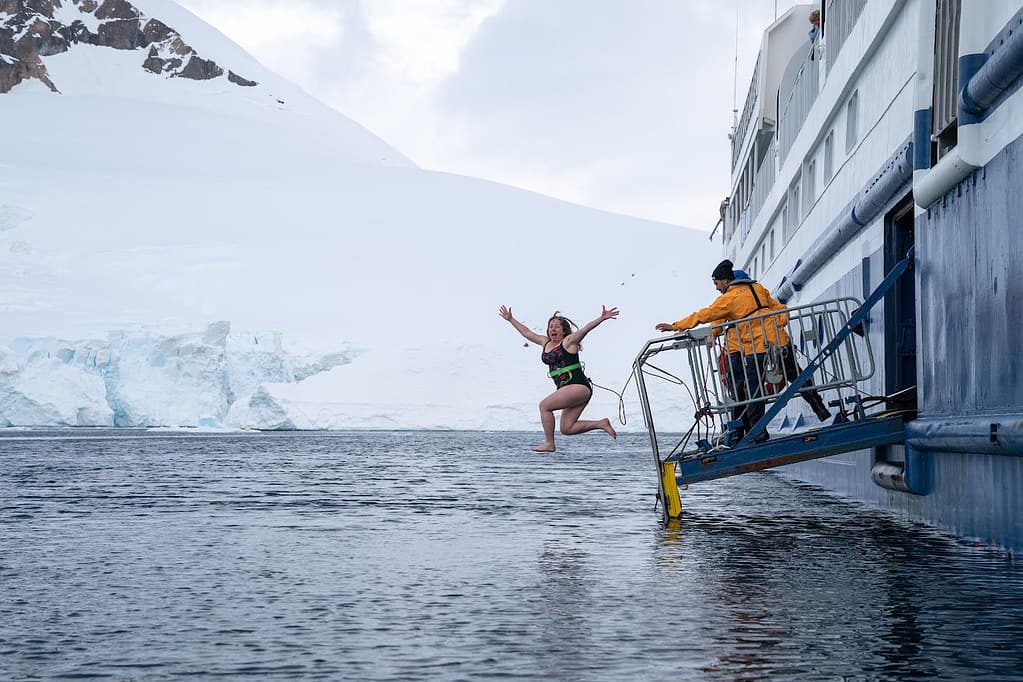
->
[[1, 430, 1022, 680]]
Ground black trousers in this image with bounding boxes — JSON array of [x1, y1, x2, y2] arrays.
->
[[778, 344, 829, 414], [727, 351, 765, 433], [727, 345, 829, 435]]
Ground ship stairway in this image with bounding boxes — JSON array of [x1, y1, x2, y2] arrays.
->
[[634, 255, 912, 519]]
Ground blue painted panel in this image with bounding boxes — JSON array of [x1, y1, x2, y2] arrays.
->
[[975, 141, 1023, 409], [913, 108, 932, 170], [919, 189, 978, 413], [919, 132, 1023, 413]]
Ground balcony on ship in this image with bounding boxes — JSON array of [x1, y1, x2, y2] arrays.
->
[[723, 0, 868, 280]]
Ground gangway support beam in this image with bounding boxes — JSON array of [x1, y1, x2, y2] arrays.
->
[[667, 415, 905, 485]]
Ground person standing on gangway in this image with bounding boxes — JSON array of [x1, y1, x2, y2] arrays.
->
[[654, 260, 830, 442]]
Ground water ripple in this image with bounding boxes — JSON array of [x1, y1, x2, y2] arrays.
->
[[2, 430, 1023, 680]]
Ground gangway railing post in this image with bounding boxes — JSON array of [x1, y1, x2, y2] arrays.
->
[[633, 335, 692, 522], [633, 341, 668, 521], [738, 252, 914, 446]]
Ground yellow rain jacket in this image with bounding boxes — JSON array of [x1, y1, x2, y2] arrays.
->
[[669, 279, 790, 354]]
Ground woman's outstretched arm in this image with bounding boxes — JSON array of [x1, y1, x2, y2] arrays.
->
[[499, 305, 547, 346], [564, 305, 619, 351]]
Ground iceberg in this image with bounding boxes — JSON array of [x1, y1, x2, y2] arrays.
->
[[0, 322, 353, 429]]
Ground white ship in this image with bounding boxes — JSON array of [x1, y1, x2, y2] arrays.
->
[[636, 0, 1023, 552]]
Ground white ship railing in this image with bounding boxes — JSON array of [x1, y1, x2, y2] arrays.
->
[[778, 46, 820, 166], [824, 0, 869, 74], [731, 55, 762, 170], [746, 139, 777, 236], [729, 0, 871, 238], [738, 200, 752, 243]]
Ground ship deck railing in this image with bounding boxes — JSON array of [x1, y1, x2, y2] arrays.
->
[[727, 0, 870, 245]]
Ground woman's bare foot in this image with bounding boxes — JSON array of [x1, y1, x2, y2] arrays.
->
[[532, 442, 556, 452], [600, 418, 618, 440]]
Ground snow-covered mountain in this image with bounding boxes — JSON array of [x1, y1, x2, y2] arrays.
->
[[0, 0, 718, 431], [1, 0, 261, 92]]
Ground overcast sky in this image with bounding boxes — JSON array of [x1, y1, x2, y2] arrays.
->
[[175, 0, 805, 229]]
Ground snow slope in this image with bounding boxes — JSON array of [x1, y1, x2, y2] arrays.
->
[[0, 0, 719, 431]]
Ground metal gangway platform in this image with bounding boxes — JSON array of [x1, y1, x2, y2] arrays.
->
[[634, 257, 913, 520]]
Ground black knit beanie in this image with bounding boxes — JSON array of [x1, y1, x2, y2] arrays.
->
[[711, 259, 734, 280]]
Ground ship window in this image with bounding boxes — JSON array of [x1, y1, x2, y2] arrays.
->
[[769, 229, 776, 260], [804, 159, 817, 211], [824, 130, 834, 180], [845, 90, 859, 153], [785, 174, 801, 240], [760, 244, 767, 271]]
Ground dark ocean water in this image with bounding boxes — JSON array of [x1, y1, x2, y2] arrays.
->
[[2, 429, 1023, 680]]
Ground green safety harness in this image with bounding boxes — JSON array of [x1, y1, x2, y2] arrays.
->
[[549, 362, 583, 382]]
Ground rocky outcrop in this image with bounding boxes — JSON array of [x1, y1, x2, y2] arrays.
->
[[228, 70, 257, 87], [0, 52, 59, 93], [0, 0, 258, 93]]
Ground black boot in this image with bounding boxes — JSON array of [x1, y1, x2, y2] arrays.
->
[[809, 394, 832, 422]]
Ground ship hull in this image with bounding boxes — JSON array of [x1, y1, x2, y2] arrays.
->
[[720, 0, 1023, 552]]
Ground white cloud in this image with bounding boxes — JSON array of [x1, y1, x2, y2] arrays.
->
[[363, 0, 505, 87], [174, 0, 807, 229]]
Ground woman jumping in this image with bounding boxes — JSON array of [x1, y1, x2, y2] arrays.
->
[[499, 305, 619, 452]]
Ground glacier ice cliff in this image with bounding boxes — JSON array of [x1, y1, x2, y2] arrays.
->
[[0, 321, 354, 429]]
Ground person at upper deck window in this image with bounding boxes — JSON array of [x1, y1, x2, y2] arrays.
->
[[808, 9, 820, 43], [808, 9, 821, 61]]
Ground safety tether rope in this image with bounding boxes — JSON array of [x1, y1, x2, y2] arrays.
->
[[589, 372, 634, 426]]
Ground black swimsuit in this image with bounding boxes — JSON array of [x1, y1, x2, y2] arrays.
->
[[541, 342, 592, 392]]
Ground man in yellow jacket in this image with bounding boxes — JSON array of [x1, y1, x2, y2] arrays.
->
[[655, 259, 830, 443]]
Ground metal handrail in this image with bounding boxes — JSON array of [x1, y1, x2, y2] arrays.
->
[[634, 296, 874, 445], [824, 0, 869, 75]]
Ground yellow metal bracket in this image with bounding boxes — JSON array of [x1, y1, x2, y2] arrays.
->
[[660, 461, 683, 519]]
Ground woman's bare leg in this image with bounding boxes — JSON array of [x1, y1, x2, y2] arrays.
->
[[560, 403, 617, 439], [536, 404, 557, 452], [533, 385, 592, 452]]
